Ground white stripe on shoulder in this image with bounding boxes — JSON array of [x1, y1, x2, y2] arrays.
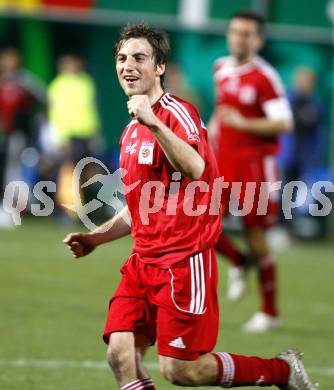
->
[[213, 57, 236, 81], [255, 57, 286, 96], [160, 96, 191, 138], [213, 55, 231, 70], [160, 96, 201, 142], [165, 93, 199, 135]]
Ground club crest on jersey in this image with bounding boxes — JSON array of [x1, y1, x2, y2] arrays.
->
[[239, 85, 257, 104], [138, 141, 154, 165], [125, 141, 138, 155]]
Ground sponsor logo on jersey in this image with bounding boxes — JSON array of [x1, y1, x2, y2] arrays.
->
[[125, 141, 138, 155]]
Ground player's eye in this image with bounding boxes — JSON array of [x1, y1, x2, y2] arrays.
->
[[117, 56, 126, 62]]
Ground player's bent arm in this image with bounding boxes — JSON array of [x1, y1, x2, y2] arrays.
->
[[242, 117, 293, 135], [149, 117, 205, 180], [207, 112, 219, 146], [244, 87, 294, 135], [219, 97, 293, 136], [63, 206, 131, 258], [127, 94, 204, 179], [244, 96, 294, 135], [90, 206, 131, 245]]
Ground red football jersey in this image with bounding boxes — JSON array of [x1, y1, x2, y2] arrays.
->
[[214, 55, 288, 158], [119, 93, 221, 267]]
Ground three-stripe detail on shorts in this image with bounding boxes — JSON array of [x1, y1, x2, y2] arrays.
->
[[169, 252, 207, 315], [189, 252, 206, 314]]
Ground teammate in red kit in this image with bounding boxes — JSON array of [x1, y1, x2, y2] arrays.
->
[[64, 24, 317, 389], [208, 11, 294, 332]]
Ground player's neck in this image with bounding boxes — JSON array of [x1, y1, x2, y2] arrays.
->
[[233, 54, 256, 67], [147, 85, 165, 106]]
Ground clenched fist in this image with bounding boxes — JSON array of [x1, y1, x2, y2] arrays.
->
[[63, 232, 97, 259], [127, 95, 158, 128]]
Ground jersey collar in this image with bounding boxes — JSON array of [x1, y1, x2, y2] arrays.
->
[[228, 55, 258, 75]]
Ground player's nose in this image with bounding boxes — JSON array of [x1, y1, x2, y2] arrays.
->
[[124, 56, 136, 71]]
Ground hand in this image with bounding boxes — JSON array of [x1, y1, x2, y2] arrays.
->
[[63, 232, 97, 259], [127, 95, 158, 128], [217, 106, 247, 130]]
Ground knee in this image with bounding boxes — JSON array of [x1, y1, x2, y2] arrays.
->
[[106, 333, 133, 370], [159, 358, 196, 386], [106, 341, 125, 370]]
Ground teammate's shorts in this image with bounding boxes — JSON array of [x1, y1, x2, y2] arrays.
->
[[103, 247, 219, 361], [218, 154, 280, 228]]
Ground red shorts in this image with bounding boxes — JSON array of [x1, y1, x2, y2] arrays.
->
[[103, 247, 219, 361], [218, 154, 280, 228]]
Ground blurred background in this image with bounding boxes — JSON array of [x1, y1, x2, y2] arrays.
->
[[0, 1, 333, 390], [0, 0, 333, 237]]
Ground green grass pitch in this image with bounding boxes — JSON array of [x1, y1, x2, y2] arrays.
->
[[0, 219, 333, 389]]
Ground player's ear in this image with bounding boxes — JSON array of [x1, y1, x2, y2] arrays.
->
[[156, 63, 165, 77], [256, 35, 264, 51]]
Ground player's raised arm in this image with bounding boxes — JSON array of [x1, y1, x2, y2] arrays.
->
[[63, 206, 131, 258], [128, 94, 205, 180]]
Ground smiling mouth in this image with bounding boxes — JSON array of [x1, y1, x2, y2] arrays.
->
[[124, 76, 140, 85]]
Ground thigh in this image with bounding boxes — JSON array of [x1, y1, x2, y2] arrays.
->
[[103, 254, 157, 345], [152, 247, 219, 361]]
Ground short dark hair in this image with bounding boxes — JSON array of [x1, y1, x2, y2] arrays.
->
[[115, 23, 170, 87], [232, 10, 266, 36]]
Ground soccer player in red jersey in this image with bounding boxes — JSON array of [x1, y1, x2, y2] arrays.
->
[[208, 11, 294, 332], [64, 24, 317, 390]]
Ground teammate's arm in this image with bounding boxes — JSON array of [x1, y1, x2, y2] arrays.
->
[[206, 84, 219, 147], [207, 111, 219, 147], [217, 102, 293, 136], [128, 95, 205, 179], [218, 71, 294, 135], [63, 206, 131, 258]]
